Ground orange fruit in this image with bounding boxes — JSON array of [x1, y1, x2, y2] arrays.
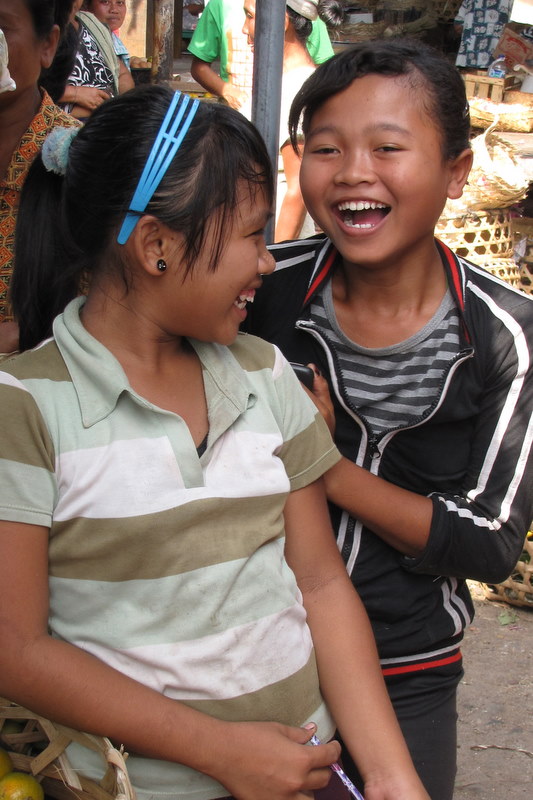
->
[[0, 751, 12, 781], [0, 772, 44, 800]]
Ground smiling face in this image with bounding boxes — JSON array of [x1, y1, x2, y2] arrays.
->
[[299, 73, 472, 274], [157, 180, 274, 346], [86, 0, 126, 30]]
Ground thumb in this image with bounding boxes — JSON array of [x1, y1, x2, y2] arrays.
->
[[282, 721, 317, 746]]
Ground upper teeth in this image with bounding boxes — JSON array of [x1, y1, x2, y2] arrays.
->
[[338, 201, 387, 211], [235, 293, 254, 310]]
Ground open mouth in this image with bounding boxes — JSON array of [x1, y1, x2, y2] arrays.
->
[[337, 200, 390, 229], [234, 290, 255, 310]]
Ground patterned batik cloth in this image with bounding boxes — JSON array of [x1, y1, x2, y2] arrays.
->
[[0, 90, 80, 324]]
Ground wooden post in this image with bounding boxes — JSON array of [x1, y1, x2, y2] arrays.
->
[[152, 0, 174, 83]]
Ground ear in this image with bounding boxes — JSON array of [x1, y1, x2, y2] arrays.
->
[[284, 11, 290, 33], [40, 24, 60, 70], [129, 215, 182, 277], [446, 147, 474, 200]]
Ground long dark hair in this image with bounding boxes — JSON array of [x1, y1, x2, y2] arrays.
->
[[29, 0, 79, 102], [289, 38, 471, 160], [12, 85, 274, 351]]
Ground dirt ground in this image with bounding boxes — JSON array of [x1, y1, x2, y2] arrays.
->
[[454, 582, 533, 798]]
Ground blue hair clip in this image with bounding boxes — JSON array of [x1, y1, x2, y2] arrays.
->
[[117, 91, 200, 245]]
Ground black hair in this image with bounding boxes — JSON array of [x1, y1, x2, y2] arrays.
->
[[40, 22, 79, 102], [288, 38, 471, 161], [23, 0, 77, 101], [24, 0, 72, 38], [12, 85, 274, 351], [287, 0, 344, 44]]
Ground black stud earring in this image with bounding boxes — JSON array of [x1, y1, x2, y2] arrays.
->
[[156, 259, 167, 272]]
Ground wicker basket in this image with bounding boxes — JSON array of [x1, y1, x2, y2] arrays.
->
[[335, 0, 437, 41], [460, 124, 530, 210], [0, 700, 136, 800], [483, 534, 533, 609], [475, 257, 523, 288], [434, 0, 462, 21], [468, 96, 533, 133], [436, 208, 514, 261]]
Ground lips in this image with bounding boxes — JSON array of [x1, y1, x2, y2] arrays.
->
[[337, 200, 390, 229]]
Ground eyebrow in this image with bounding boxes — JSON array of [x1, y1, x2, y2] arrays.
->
[[306, 122, 413, 140]]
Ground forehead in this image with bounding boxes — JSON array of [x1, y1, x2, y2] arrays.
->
[[0, 0, 27, 21], [308, 72, 437, 133]]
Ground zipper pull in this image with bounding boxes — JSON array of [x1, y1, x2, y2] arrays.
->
[[368, 436, 381, 458]]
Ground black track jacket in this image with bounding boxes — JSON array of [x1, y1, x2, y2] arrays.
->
[[244, 235, 533, 673]]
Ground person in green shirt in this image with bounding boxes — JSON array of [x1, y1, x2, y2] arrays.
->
[[188, 0, 336, 111]]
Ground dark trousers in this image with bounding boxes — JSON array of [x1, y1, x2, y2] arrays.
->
[[339, 659, 463, 800]]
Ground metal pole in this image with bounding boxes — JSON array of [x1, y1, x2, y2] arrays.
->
[[252, 0, 286, 242], [152, 0, 174, 83]]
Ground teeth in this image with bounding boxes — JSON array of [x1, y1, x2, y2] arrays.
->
[[234, 293, 254, 310], [337, 201, 387, 211]]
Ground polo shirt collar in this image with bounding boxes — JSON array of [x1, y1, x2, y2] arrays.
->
[[54, 297, 253, 428]]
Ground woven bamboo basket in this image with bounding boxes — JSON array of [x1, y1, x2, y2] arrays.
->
[[460, 124, 530, 210], [434, 0, 462, 21], [468, 96, 533, 133], [335, 0, 436, 41], [0, 699, 136, 800], [476, 257, 523, 288], [436, 209, 524, 288], [483, 534, 533, 609], [436, 208, 514, 260]]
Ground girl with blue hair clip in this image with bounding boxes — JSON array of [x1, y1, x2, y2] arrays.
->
[[1, 85, 428, 800]]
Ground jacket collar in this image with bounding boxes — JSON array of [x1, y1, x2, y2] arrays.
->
[[302, 237, 470, 343]]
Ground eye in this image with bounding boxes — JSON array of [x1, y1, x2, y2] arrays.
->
[[376, 144, 402, 153], [312, 145, 338, 155]]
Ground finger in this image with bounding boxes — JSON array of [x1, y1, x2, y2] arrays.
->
[[291, 725, 342, 767]]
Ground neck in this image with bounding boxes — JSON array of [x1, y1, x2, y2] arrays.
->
[[283, 30, 313, 71], [0, 86, 43, 181], [333, 239, 446, 311], [80, 284, 187, 372]]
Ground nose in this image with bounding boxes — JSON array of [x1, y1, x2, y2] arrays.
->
[[259, 240, 275, 276], [333, 149, 376, 187]]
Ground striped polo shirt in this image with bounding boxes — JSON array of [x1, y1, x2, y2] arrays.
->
[[0, 297, 340, 800]]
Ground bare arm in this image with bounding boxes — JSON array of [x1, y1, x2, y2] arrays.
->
[[118, 60, 135, 93], [284, 480, 429, 800], [59, 85, 110, 111], [0, 321, 19, 355], [0, 520, 340, 800], [309, 372, 432, 556], [190, 56, 248, 109], [275, 142, 307, 242]]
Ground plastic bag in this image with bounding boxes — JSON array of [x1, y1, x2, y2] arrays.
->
[[0, 28, 16, 94]]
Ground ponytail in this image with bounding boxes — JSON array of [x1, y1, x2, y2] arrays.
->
[[11, 155, 81, 351]]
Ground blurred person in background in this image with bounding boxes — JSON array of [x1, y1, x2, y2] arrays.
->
[[242, 0, 344, 241], [58, 0, 133, 121], [83, 0, 132, 70], [0, 0, 79, 357], [188, 0, 335, 113]]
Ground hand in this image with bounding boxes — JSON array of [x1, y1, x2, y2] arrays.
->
[[75, 86, 111, 112], [305, 365, 336, 437], [220, 82, 249, 110], [0, 321, 19, 356], [364, 772, 431, 800], [211, 721, 340, 800]]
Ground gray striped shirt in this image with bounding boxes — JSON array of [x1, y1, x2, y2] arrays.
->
[[311, 282, 461, 435]]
